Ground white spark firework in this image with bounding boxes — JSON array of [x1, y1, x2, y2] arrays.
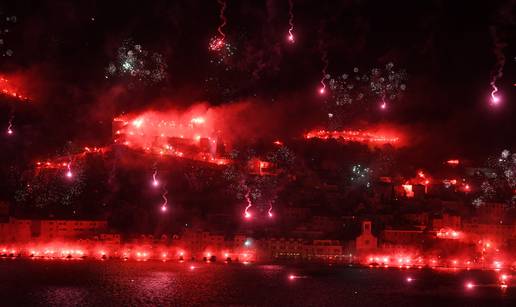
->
[[106, 40, 167, 83]]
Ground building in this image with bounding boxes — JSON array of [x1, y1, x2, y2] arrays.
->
[[432, 213, 461, 230], [0, 218, 31, 243], [305, 240, 344, 260], [180, 230, 230, 259], [0, 218, 108, 243], [355, 221, 378, 252], [462, 221, 516, 244], [404, 212, 429, 227], [381, 228, 425, 246], [260, 237, 305, 260], [33, 220, 108, 241]]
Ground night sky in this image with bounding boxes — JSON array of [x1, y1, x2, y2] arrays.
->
[[1, 0, 515, 162]]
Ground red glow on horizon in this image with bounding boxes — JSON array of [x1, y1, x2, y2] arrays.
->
[[0, 76, 30, 101], [305, 129, 400, 145], [436, 228, 462, 239]]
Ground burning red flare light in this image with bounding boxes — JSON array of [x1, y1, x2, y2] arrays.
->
[[113, 111, 229, 165], [305, 129, 400, 145], [0, 76, 29, 101]]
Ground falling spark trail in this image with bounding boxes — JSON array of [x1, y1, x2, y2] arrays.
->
[[319, 50, 328, 94], [489, 26, 506, 106], [380, 95, 387, 110], [217, 0, 227, 40], [490, 83, 500, 105], [244, 189, 252, 219], [152, 166, 159, 187], [6, 115, 13, 135], [287, 0, 295, 42], [65, 161, 73, 179], [268, 202, 273, 218], [161, 188, 168, 212]]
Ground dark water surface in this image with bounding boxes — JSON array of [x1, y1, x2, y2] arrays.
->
[[0, 259, 515, 306]]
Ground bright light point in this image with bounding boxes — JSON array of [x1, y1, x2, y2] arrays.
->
[[190, 117, 205, 124], [268, 212, 273, 218], [244, 212, 251, 219], [289, 274, 295, 280], [66, 171, 73, 178], [380, 102, 387, 109], [244, 239, 252, 247], [491, 95, 500, 105], [209, 37, 225, 51], [319, 87, 325, 94], [406, 277, 413, 283], [132, 119, 143, 128], [466, 282, 474, 290], [287, 34, 294, 42], [161, 205, 167, 212], [7, 128, 13, 135], [152, 180, 159, 187], [190, 265, 195, 270]]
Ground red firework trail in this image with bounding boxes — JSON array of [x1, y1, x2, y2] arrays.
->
[[217, 0, 227, 40], [287, 0, 295, 42], [6, 114, 13, 135], [380, 95, 387, 110], [244, 189, 253, 219], [268, 201, 273, 218], [489, 27, 505, 106], [152, 167, 159, 187], [319, 49, 328, 94], [65, 161, 73, 179], [161, 188, 168, 212], [490, 82, 500, 105]]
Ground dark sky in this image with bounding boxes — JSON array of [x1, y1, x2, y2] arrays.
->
[[1, 0, 515, 162]]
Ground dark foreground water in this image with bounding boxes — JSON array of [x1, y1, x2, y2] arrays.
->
[[0, 260, 515, 306]]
